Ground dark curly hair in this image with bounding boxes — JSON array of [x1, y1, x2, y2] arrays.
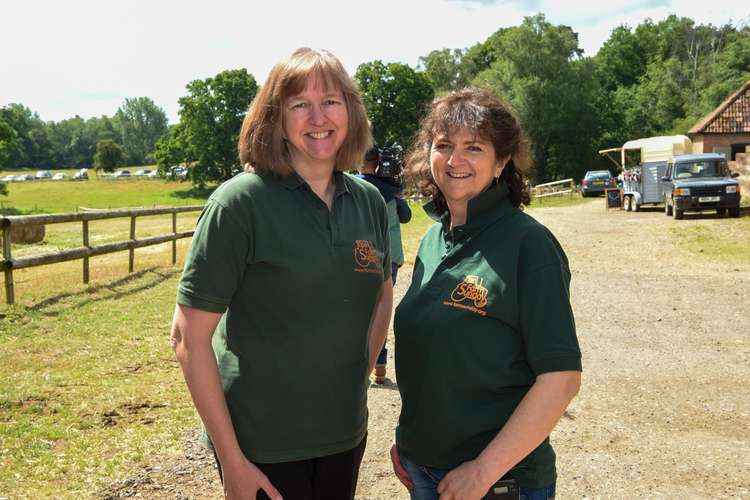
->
[[406, 87, 531, 213]]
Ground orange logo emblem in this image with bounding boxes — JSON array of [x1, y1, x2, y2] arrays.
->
[[353, 240, 382, 274], [444, 275, 488, 316]]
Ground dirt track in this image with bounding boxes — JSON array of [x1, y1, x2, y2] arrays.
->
[[101, 200, 750, 499]]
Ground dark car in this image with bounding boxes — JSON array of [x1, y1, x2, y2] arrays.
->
[[581, 170, 616, 196], [662, 153, 741, 219]]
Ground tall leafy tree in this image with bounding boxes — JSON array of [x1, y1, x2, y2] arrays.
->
[[114, 97, 168, 165], [0, 104, 48, 168], [93, 139, 126, 173], [0, 118, 18, 168], [155, 69, 258, 186], [355, 61, 434, 148], [419, 48, 467, 92], [473, 14, 599, 181]]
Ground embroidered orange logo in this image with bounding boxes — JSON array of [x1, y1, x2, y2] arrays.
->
[[444, 275, 488, 316], [353, 240, 382, 274]]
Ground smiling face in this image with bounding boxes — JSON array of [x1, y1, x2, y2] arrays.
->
[[430, 127, 508, 212], [283, 79, 348, 173]]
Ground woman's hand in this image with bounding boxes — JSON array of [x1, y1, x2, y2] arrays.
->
[[436, 459, 493, 500], [221, 455, 282, 500], [389, 444, 414, 491]]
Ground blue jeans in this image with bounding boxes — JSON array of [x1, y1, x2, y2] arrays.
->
[[399, 451, 555, 500], [376, 263, 399, 367]]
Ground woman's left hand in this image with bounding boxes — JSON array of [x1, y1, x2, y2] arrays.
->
[[436, 459, 494, 500]]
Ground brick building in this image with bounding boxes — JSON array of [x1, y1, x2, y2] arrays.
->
[[688, 79, 750, 163]]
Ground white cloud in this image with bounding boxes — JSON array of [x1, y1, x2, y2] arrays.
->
[[1, 0, 747, 123]]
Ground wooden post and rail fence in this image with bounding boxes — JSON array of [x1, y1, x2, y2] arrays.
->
[[531, 178, 576, 200], [1, 205, 204, 305]]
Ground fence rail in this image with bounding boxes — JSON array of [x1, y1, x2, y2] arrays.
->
[[532, 178, 576, 199], [1, 205, 204, 305]]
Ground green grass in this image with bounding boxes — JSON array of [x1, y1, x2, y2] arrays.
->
[[0, 174, 213, 215], [669, 216, 750, 263], [0, 266, 197, 498]]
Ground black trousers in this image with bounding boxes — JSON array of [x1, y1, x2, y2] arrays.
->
[[215, 434, 367, 500]]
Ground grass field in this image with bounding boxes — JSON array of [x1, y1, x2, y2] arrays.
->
[[0, 175, 211, 216], [0, 180, 746, 498]]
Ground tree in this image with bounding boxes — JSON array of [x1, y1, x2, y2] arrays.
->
[[473, 14, 599, 182], [0, 118, 18, 168], [114, 97, 168, 165], [93, 139, 126, 173], [419, 48, 467, 92], [0, 118, 15, 195], [156, 69, 258, 186], [355, 61, 434, 149]]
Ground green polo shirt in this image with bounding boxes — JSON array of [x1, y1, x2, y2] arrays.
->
[[177, 171, 390, 463], [394, 182, 581, 488]]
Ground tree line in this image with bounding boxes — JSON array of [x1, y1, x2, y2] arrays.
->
[[0, 97, 168, 172], [2, 13, 749, 187]]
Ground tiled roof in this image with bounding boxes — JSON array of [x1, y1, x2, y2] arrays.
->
[[689, 80, 750, 134]]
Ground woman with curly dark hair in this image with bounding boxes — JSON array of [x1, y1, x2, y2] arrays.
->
[[390, 88, 581, 500]]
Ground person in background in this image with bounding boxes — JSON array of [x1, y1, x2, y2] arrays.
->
[[171, 47, 393, 500], [390, 88, 582, 500], [357, 143, 412, 384]]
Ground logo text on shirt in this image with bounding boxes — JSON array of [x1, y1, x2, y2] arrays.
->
[[444, 275, 488, 316], [353, 240, 382, 274]]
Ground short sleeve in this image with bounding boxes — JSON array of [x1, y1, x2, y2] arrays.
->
[[517, 230, 581, 375], [176, 200, 254, 313]]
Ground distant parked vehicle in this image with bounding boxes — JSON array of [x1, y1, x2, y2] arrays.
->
[[35, 170, 52, 179], [73, 168, 89, 180], [112, 170, 131, 178], [146, 170, 160, 178], [52, 173, 66, 181], [134, 169, 153, 177], [581, 170, 615, 196], [170, 166, 188, 179], [15, 174, 34, 182], [1, 175, 16, 182]]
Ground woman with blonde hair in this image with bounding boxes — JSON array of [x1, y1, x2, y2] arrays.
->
[[391, 88, 581, 500], [171, 48, 393, 500]]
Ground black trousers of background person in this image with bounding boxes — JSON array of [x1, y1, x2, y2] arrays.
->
[[215, 434, 367, 500]]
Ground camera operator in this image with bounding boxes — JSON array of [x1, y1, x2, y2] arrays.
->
[[358, 144, 412, 384]]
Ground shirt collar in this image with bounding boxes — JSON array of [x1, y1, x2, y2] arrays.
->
[[424, 182, 514, 236], [278, 169, 350, 197]]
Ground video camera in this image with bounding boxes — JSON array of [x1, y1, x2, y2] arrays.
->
[[368, 142, 404, 184]]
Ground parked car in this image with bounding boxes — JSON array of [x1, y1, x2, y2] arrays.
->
[[581, 170, 616, 196], [15, 174, 34, 182], [52, 173, 66, 181], [35, 170, 52, 179], [169, 166, 188, 179], [73, 168, 89, 180], [146, 170, 160, 178], [112, 170, 131, 178], [662, 153, 741, 219], [1, 175, 16, 182], [134, 169, 153, 177]]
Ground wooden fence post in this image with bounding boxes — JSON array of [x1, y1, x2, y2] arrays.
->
[[82, 220, 90, 284], [129, 216, 136, 273], [3, 227, 14, 305], [172, 213, 177, 265]]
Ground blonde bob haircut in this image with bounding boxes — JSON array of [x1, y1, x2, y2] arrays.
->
[[238, 47, 372, 176]]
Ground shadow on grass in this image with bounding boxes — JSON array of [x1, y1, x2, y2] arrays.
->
[[169, 185, 217, 200], [28, 267, 180, 316], [0, 206, 37, 216]]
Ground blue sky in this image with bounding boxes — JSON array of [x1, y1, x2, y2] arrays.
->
[[2, 0, 747, 123]]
